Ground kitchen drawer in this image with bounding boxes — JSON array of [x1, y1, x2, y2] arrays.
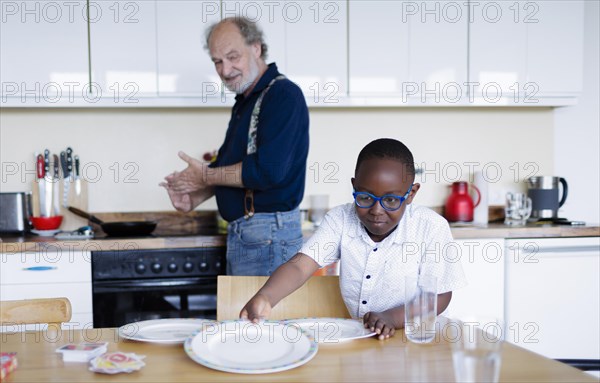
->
[[0, 251, 91, 284], [0, 282, 92, 317]]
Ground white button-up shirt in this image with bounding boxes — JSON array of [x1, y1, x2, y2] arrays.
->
[[300, 203, 467, 319]]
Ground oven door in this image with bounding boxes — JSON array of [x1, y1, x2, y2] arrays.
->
[[93, 277, 217, 328]]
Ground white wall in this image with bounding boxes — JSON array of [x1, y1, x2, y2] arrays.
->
[[1, 107, 554, 213], [553, 0, 600, 224]]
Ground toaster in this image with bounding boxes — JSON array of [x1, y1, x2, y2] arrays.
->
[[0, 192, 32, 234]]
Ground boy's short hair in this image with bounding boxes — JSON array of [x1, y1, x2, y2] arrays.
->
[[355, 138, 415, 178]]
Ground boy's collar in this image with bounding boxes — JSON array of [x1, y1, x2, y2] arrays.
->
[[349, 204, 413, 245]]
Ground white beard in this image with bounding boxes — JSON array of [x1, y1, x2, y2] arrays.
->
[[225, 58, 260, 94]]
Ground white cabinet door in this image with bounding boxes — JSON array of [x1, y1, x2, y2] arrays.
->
[[527, 1, 584, 95], [348, 1, 409, 96], [449, 238, 505, 321], [349, 1, 467, 105], [469, 0, 583, 105], [286, 0, 347, 105], [408, 0, 468, 104], [156, 1, 221, 98], [469, 1, 528, 105], [0, 0, 89, 105], [89, 0, 158, 102], [505, 237, 600, 360]]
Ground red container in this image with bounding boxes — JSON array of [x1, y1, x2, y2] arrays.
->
[[444, 182, 481, 222], [30, 216, 63, 230]]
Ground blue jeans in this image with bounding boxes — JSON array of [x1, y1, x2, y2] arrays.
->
[[226, 208, 303, 276]]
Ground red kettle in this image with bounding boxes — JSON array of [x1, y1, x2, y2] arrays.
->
[[444, 182, 481, 222]]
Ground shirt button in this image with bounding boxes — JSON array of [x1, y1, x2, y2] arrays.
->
[[366, 275, 371, 279], [373, 248, 378, 252], [362, 300, 367, 305]]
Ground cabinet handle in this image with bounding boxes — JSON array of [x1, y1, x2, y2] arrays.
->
[[22, 266, 57, 271]]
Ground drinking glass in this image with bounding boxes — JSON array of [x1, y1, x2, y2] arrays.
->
[[404, 275, 437, 344], [449, 317, 503, 383], [504, 192, 532, 226], [309, 194, 329, 226]]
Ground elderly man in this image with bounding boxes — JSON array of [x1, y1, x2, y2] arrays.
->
[[161, 17, 309, 276]]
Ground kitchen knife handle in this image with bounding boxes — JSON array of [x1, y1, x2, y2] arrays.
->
[[74, 155, 80, 177], [44, 149, 50, 174], [66, 147, 73, 175], [53, 154, 60, 179], [37, 154, 45, 179], [60, 151, 69, 177]]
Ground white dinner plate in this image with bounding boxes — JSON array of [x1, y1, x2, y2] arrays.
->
[[118, 318, 216, 344], [184, 320, 318, 374], [284, 318, 376, 343], [31, 229, 61, 237]]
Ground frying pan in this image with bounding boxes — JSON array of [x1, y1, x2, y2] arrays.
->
[[68, 207, 157, 237]]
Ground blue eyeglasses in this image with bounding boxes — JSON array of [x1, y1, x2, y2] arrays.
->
[[352, 184, 413, 212]]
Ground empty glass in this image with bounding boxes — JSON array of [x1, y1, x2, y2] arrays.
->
[[449, 317, 504, 383], [504, 192, 532, 226], [404, 275, 437, 344], [309, 194, 329, 226]]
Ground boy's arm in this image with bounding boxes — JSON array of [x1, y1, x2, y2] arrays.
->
[[240, 253, 320, 322], [364, 292, 453, 339]]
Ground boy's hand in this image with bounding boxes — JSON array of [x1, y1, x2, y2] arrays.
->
[[240, 293, 272, 323], [363, 311, 397, 340]]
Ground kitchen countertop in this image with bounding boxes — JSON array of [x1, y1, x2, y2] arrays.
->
[[1, 224, 598, 253], [449, 222, 600, 239]]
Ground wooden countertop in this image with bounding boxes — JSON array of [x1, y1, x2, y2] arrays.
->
[[449, 222, 600, 239], [1, 327, 595, 382], [1, 224, 598, 253], [0, 234, 226, 253]]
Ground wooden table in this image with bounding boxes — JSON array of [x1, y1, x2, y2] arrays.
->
[[1, 327, 595, 382]]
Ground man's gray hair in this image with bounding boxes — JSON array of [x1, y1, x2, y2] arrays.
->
[[205, 17, 268, 60]]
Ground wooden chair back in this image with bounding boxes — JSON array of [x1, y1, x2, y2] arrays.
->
[[0, 298, 72, 326], [217, 275, 350, 321]]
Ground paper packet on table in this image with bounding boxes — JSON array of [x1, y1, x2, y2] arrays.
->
[[1, 352, 18, 379], [56, 342, 108, 362], [89, 352, 146, 374]]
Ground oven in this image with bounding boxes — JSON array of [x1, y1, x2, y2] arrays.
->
[[92, 247, 225, 328]]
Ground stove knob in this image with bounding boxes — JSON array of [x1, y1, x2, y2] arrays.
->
[[135, 263, 146, 274], [151, 263, 163, 274], [183, 261, 194, 273], [199, 261, 209, 272], [167, 263, 178, 273], [215, 261, 222, 271]]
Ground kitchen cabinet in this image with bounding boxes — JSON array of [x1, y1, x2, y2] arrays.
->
[[1, 0, 584, 107], [349, 1, 409, 96], [349, 1, 467, 105], [448, 238, 505, 322], [88, 0, 158, 102], [505, 237, 600, 360], [469, 0, 583, 105], [0, 250, 93, 331], [156, 1, 222, 100], [0, 0, 89, 105], [285, 0, 347, 105]]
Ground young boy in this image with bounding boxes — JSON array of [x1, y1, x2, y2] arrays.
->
[[240, 138, 466, 339]]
